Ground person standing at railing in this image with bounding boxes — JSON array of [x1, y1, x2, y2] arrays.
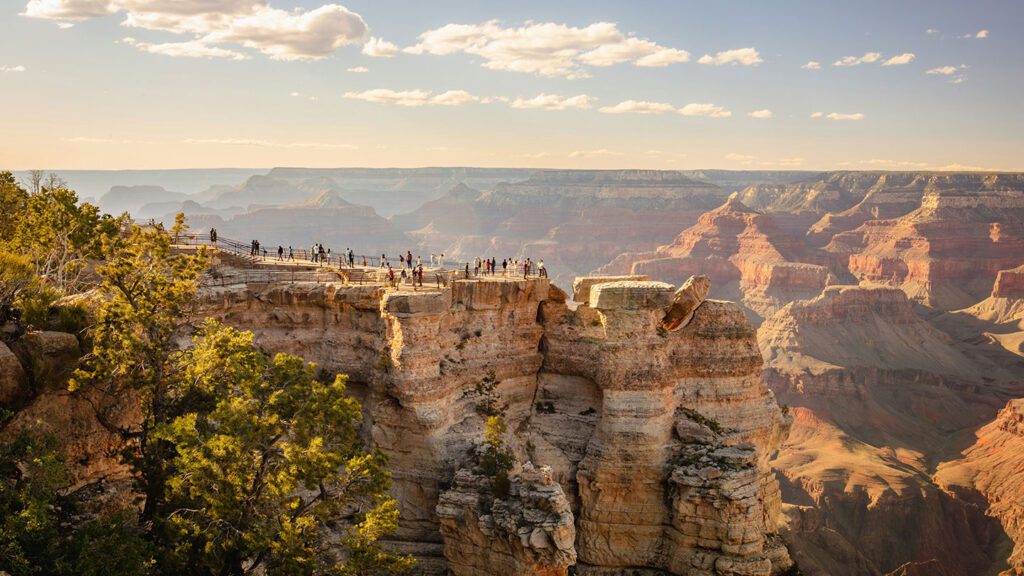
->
[[538, 259, 547, 278], [210, 228, 218, 244], [278, 246, 284, 261], [406, 250, 413, 269], [288, 246, 294, 261]]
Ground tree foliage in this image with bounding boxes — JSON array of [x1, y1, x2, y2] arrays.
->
[[154, 321, 411, 576], [0, 170, 123, 296]]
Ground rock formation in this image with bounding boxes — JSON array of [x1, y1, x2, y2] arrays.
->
[[187, 273, 793, 574], [759, 285, 1021, 575], [598, 194, 833, 322], [825, 178, 1024, 310]]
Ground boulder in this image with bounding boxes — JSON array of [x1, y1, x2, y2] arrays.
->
[[661, 274, 711, 331]]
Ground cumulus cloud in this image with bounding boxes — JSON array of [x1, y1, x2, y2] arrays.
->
[[347, 65, 368, 73], [344, 88, 482, 107], [926, 28, 940, 35], [748, 109, 773, 119], [1, 65, 27, 72], [810, 112, 824, 118], [882, 53, 915, 66], [598, 100, 675, 114], [833, 52, 882, 66], [801, 61, 821, 70], [697, 47, 762, 66], [510, 94, 595, 110], [23, 0, 115, 20], [678, 103, 731, 118], [825, 112, 864, 121], [122, 36, 249, 60], [404, 20, 690, 78], [25, 1, 370, 61], [362, 36, 398, 57]]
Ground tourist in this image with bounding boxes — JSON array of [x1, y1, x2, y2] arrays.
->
[[430, 252, 436, 266], [538, 259, 547, 278], [277, 245, 283, 261], [502, 259, 508, 276], [288, 246, 294, 261], [406, 250, 413, 269]]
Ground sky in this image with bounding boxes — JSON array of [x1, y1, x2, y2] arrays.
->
[[1, 0, 1021, 171]]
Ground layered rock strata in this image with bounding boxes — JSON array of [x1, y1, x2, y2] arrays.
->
[[598, 194, 832, 322], [191, 274, 792, 575]]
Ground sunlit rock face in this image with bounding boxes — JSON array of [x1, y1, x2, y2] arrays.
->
[[193, 274, 791, 575], [597, 194, 833, 323]]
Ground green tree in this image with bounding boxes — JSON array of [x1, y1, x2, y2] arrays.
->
[[156, 321, 411, 576], [0, 170, 123, 295], [71, 221, 410, 575], [70, 223, 209, 522]]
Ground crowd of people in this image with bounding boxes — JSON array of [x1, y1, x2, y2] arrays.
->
[[213, 230, 549, 290]]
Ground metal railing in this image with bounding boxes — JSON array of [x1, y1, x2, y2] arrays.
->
[[172, 233, 549, 288]]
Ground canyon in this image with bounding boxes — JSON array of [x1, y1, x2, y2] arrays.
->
[[3, 168, 1023, 575]]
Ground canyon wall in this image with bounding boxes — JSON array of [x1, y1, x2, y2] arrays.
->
[[190, 275, 793, 575]]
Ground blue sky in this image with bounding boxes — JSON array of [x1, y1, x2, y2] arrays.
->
[[1, 0, 1020, 170]]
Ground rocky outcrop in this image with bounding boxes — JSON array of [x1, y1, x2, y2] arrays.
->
[[825, 179, 1024, 310], [191, 273, 791, 575], [437, 464, 576, 576], [597, 194, 833, 322], [936, 399, 1024, 575], [994, 265, 1024, 299]]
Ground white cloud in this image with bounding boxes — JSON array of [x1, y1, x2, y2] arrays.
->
[[949, 76, 967, 85], [833, 52, 882, 66], [510, 94, 594, 110], [926, 28, 940, 35], [568, 148, 623, 158], [826, 112, 864, 121], [882, 53, 915, 66], [201, 5, 368, 61], [678, 103, 731, 118], [598, 100, 675, 114], [801, 60, 821, 70], [697, 47, 762, 66], [1, 65, 27, 72], [23, 0, 115, 20], [960, 29, 989, 39], [748, 109, 773, 119], [121, 36, 249, 60], [344, 88, 482, 107], [927, 64, 967, 75], [810, 111, 824, 118], [25, 1, 370, 61], [347, 65, 368, 73], [362, 36, 398, 58], [430, 90, 480, 106], [404, 20, 690, 78]]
